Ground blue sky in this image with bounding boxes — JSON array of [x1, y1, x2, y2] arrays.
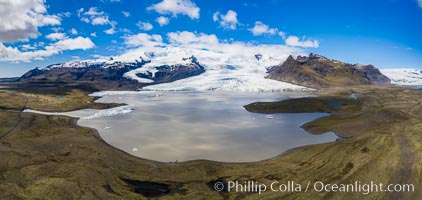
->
[[0, 0, 421, 77]]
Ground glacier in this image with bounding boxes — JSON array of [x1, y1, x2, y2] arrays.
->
[[33, 32, 316, 92], [380, 68, 422, 85], [117, 43, 309, 91]]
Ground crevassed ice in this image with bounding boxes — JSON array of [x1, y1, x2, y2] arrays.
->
[[380, 68, 422, 85], [118, 45, 308, 92]]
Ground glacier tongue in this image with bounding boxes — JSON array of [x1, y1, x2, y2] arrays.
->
[[118, 45, 308, 92], [380, 68, 422, 85]]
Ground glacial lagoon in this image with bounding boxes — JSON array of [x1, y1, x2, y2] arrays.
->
[[28, 91, 338, 162]]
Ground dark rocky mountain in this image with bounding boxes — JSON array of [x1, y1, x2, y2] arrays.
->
[[135, 56, 205, 84], [18, 56, 205, 91], [266, 53, 391, 88]]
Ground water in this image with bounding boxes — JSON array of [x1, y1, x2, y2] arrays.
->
[[27, 91, 338, 162], [327, 103, 344, 107]]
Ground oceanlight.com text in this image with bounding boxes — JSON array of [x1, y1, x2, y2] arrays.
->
[[213, 180, 415, 195]]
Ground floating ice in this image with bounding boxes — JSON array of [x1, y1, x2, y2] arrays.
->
[[83, 106, 133, 120]]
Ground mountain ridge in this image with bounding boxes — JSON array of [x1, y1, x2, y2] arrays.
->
[[16, 52, 397, 91], [266, 53, 391, 88], [18, 55, 205, 91]]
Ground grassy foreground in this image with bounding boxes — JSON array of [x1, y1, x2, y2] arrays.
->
[[0, 85, 421, 199]]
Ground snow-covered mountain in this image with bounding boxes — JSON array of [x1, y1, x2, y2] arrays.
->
[[114, 45, 307, 91], [20, 42, 309, 91], [380, 68, 422, 85]]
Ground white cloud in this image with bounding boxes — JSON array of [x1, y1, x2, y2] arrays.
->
[[78, 7, 117, 34], [38, 15, 61, 26], [278, 32, 286, 40], [79, 7, 109, 25], [91, 16, 110, 25], [285, 36, 319, 48], [167, 31, 219, 47], [71, 56, 81, 60], [46, 32, 67, 41], [77, 8, 84, 17], [418, 0, 422, 7], [137, 22, 154, 31], [70, 28, 78, 35], [147, 0, 200, 19], [123, 33, 163, 47], [0, 37, 95, 62], [52, 37, 95, 50], [122, 11, 130, 17], [21, 44, 36, 51], [83, 7, 103, 16], [0, 0, 62, 42], [213, 10, 239, 30], [121, 32, 309, 58], [156, 16, 170, 26], [104, 20, 117, 34], [90, 32, 97, 37], [80, 17, 90, 23], [249, 21, 279, 36]]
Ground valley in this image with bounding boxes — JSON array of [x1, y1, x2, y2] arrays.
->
[[0, 0, 420, 199], [0, 83, 420, 199]]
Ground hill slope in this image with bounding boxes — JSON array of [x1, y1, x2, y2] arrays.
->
[[266, 53, 391, 88]]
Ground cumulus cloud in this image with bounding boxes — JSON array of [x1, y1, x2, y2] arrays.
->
[[78, 7, 117, 34], [52, 37, 95, 50], [123, 33, 163, 47], [0, 0, 62, 42], [213, 10, 239, 30], [121, 31, 301, 55], [38, 15, 61, 26], [167, 31, 219, 47], [80, 7, 108, 25], [147, 0, 200, 19], [156, 16, 170, 26], [45, 32, 67, 41], [0, 37, 95, 62], [249, 21, 279, 36], [121, 32, 311, 57], [137, 22, 154, 31], [285, 36, 319, 48], [104, 27, 116, 34], [91, 16, 110, 25], [21, 44, 37, 51]]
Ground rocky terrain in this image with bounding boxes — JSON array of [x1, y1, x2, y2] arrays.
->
[[14, 52, 399, 91], [18, 56, 205, 91], [0, 84, 420, 199], [266, 53, 391, 88]]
